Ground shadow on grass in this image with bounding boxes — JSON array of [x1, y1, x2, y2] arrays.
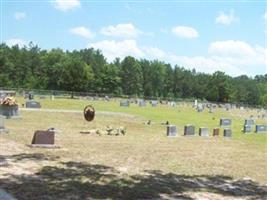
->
[[0, 153, 266, 200]]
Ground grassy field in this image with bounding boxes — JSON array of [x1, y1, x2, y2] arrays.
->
[[0, 97, 267, 200]]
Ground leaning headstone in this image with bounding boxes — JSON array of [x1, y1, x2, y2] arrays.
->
[[26, 101, 41, 109], [220, 118, 231, 126], [199, 127, 209, 137], [245, 119, 255, 126], [184, 125, 195, 136], [120, 100, 129, 107], [167, 125, 178, 137], [0, 115, 8, 133], [223, 128, 232, 137], [243, 125, 252, 133], [31, 129, 56, 147], [213, 128, 220, 136], [255, 125, 267, 133], [151, 100, 158, 107]]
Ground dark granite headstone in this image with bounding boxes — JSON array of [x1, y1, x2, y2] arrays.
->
[[0, 105, 19, 118], [120, 100, 130, 107], [255, 125, 267, 133], [184, 125, 195, 136], [243, 125, 252, 133], [213, 128, 220, 136], [31, 130, 55, 145], [220, 118, 231, 126], [223, 128, 232, 137], [244, 119, 254, 126], [26, 101, 41, 109], [199, 127, 209, 137], [167, 125, 177, 137]]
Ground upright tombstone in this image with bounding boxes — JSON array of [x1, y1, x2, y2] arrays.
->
[[0, 115, 8, 133], [167, 125, 178, 137], [151, 100, 158, 107], [220, 118, 232, 126], [245, 119, 255, 126], [255, 125, 267, 133], [0, 105, 19, 118], [243, 125, 252, 133], [199, 127, 209, 137], [184, 125, 195, 136], [213, 128, 220, 136], [31, 129, 55, 146], [26, 101, 41, 109], [120, 100, 130, 107], [223, 128, 232, 137], [138, 100, 146, 107]]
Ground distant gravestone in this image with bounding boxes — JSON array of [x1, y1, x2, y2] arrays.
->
[[39, 96, 46, 99], [31, 130, 55, 146], [213, 128, 220, 136], [120, 100, 129, 107], [0, 105, 19, 118], [243, 125, 252, 133], [223, 128, 232, 137], [0, 115, 8, 133], [26, 101, 41, 109], [184, 125, 195, 136], [244, 119, 255, 126], [138, 100, 146, 107], [199, 127, 209, 137], [167, 125, 178, 137], [220, 118, 231, 126], [255, 125, 267, 133], [151, 100, 158, 107]]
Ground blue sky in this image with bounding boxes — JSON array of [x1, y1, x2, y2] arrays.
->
[[2, 0, 267, 76]]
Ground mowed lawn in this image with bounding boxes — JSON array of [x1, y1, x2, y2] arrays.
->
[[0, 97, 267, 200]]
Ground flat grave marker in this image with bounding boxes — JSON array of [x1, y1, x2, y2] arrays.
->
[[220, 118, 232, 126], [255, 125, 267, 133]]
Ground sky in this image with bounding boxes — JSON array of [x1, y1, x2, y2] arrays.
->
[[1, 0, 267, 76]]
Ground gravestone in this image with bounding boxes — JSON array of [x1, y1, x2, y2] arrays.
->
[[197, 104, 204, 112], [0, 105, 19, 118], [138, 100, 146, 107], [26, 101, 41, 109], [31, 130, 55, 145], [167, 125, 178, 137], [255, 125, 267, 133], [243, 125, 252, 133], [120, 100, 130, 107], [39, 96, 46, 99], [0, 115, 8, 133], [213, 128, 220, 136], [151, 100, 158, 107], [184, 125, 195, 136], [199, 127, 209, 137], [245, 119, 255, 126], [223, 128, 232, 137], [220, 118, 231, 126]]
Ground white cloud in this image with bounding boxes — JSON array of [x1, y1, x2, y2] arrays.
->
[[14, 12, 26, 20], [171, 26, 199, 39], [87, 39, 266, 76], [263, 12, 267, 20], [70, 27, 95, 39], [215, 10, 239, 25], [88, 40, 144, 61], [100, 23, 142, 38], [6, 38, 27, 48], [52, 0, 80, 12], [209, 40, 255, 57]]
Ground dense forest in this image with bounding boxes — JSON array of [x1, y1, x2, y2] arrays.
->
[[0, 43, 266, 106]]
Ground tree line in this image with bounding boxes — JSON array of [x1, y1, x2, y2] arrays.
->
[[0, 43, 266, 107]]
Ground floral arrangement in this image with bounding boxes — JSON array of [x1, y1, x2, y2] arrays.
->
[[0, 97, 18, 106]]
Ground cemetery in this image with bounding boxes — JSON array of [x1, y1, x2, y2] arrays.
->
[[0, 94, 267, 200]]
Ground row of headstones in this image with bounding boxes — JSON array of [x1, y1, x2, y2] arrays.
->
[[120, 100, 158, 107], [167, 125, 232, 137], [243, 119, 267, 133]]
